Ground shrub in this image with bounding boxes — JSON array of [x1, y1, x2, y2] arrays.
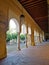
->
[[20, 34, 25, 40], [12, 33, 17, 39], [6, 31, 18, 42], [6, 33, 12, 42]]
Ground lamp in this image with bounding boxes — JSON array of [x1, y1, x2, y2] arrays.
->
[[20, 14, 25, 23], [20, 7, 25, 23]]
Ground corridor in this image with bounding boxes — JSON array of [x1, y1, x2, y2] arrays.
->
[[0, 41, 49, 65]]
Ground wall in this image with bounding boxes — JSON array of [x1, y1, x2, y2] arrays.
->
[[0, 0, 44, 59]]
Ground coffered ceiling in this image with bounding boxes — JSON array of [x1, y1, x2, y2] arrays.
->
[[18, 0, 48, 33]]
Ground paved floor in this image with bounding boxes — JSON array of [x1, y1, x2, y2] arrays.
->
[[0, 42, 49, 65], [7, 42, 26, 54]]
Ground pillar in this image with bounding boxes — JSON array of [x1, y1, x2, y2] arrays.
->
[[17, 32, 21, 50], [28, 34, 31, 46], [17, 16, 21, 50], [0, 27, 7, 59], [25, 34, 28, 48], [25, 26, 28, 48], [31, 29, 35, 46], [39, 33, 41, 43]]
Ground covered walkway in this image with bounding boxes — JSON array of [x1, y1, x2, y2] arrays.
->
[[0, 41, 49, 65]]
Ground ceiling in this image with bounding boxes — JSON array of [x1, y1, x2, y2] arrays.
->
[[18, 0, 48, 33]]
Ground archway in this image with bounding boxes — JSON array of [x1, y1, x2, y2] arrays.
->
[[40, 33, 43, 42], [6, 18, 19, 54], [20, 24, 27, 49], [34, 30, 37, 45], [36, 31, 40, 45], [27, 27, 31, 46], [36, 31, 39, 43]]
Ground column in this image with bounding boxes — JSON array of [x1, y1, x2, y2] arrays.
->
[[25, 34, 28, 48], [28, 34, 31, 46], [0, 27, 7, 59], [25, 26, 28, 48], [31, 29, 35, 46], [17, 18, 21, 50], [17, 32, 21, 50], [39, 33, 41, 43]]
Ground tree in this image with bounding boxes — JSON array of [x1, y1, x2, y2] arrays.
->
[[6, 30, 18, 42], [6, 31, 12, 42], [12, 33, 17, 39], [20, 34, 25, 40]]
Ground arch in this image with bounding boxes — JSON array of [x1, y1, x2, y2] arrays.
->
[[40, 33, 43, 42], [6, 18, 20, 54], [34, 30, 37, 36], [28, 27, 31, 35], [34, 30, 37, 43], [9, 18, 19, 33], [27, 27, 31, 46], [21, 24, 27, 34], [36, 31, 39, 36], [36, 31, 39, 43], [20, 24, 27, 49]]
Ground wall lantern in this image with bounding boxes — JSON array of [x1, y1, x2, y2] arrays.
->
[[20, 14, 25, 23]]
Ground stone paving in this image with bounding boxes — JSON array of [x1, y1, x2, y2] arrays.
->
[[0, 42, 49, 65], [6, 42, 26, 54]]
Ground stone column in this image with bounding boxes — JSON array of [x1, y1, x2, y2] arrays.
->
[[31, 29, 35, 46], [25, 26, 28, 48], [17, 17, 21, 50], [25, 34, 28, 48], [17, 32, 21, 50], [39, 33, 41, 43], [0, 26, 7, 59], [28, 34, 31, 46]]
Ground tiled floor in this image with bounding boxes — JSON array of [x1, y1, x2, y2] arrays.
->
[[0, 42, 49, 65]]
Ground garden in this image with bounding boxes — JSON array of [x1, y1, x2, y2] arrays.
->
[[6, 30, 26, 44]]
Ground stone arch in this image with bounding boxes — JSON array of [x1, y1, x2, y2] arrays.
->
[[20, 24, 27, 48], [40, 33, 43, 42], [34, 30, 37, 43], [21, 24, 27, 34], [28, 27, 31, 35], [6, 18, 20, 54], [27, 26, 31, 46], [9, 18, 19, 33], [36, 31, 39, 43]]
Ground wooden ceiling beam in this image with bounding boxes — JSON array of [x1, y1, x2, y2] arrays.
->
[[20, 0, 35, 4], [23, 0, 43, 6], [25, 4, 47, 10], [19, 0, 26, 2], [35, 16, 48, 20], [23, 1, 47, 7]]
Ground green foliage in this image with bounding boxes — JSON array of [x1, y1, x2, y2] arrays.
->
[[20, 34, 25, 40], [12, 33, 17, 39], [6, 30, 18, 42], [6, 33, 12, 42]]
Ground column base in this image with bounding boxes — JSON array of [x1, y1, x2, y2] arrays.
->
[[26, 45, 28, 48], [0, 52, 7, 60], [26, 42, 28, 48], [17, 47, 21, 51]]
